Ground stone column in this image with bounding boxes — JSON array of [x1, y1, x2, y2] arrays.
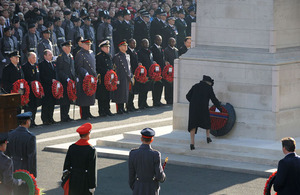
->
[[174, 0, 300, 140]]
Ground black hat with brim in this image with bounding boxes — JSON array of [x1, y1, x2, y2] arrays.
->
[[8, 51, 21, 58]]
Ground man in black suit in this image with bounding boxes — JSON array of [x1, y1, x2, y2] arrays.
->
[[57, 40, 76, 122], [39, 49, 57, 125], [23, 52, 40, 127], [150, 35, 165, 107], [274, 137, 300, 194]]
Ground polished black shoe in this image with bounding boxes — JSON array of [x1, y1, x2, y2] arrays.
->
[[207, 137, 212, 144], [190, 144, 195, 150]]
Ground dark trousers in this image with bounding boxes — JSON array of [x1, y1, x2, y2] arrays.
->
[[138, 90, 148, 108], [60, 104, 70, 121], [81, 106, 91, 119], [127, 91, 134, 109], [41, 93, 55, 123], [97, 85, 110, 114], [24, 104, 37, 124], [164, 81, 173, 104], [152, 81, 163, 105], [117, 103, 124, 111]]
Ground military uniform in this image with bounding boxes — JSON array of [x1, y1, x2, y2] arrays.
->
[[50, 31, 60, 57], [75, 46, 97, 119], [39, 59, 56, 124], [133, 17, 150, 50], [57, 49, 76, 122], [150, 17, 161, 44], [175, 18, 187, 49], [178, 45, 188, 57], [37, 38, 53, 63], [2, 62, 24, 94], [129, 128, 166, 195], [62, 18, 74, 42], [164, 45, 178, 104], [121, 20, 134, 42], [54, 25, 66, 52], [22, 61, 41, 125], [185, 15, 196, 36], [97, 21, 114, 56], [113, 20, 123, 52], [0, 35, 15, 80], [82, 24, 95, 52], [71, 26, 84, 48], [150, 44, 165, 106], [96, 47, 113, 116], [163, 24, 178, 49], [21, 31, 39, 63]]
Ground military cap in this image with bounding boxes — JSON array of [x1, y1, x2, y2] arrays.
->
[[115, 11, 123, 17], [76, 123, 92, 135], [118, 39, 128, 47], [61, 40, 72, 47], [123, 9, 131, 16], [12, 17, 20, 24], [141, 128, 155, 138], [138, 8, 146, 14], [155, 8, 164, 15], [188, 5, 196, 12], [36, 16, 43, 21], [84, 16, 91, 21], [44, 21, 53, 28], [53, 17, 61, 23], [141, 12, 150, 17], [28, 23, 36, 29], [33, 7, 39, 12], [64, 10, 72, 15], [81, 38, 92, 44], [167, 16, 175, 21], [3, 27, 11, 33], [103, 14, 111, 20], [99, 40, 110, 47], [160, 11, 167, 16], [73, 17, 81, 22], [8, 51, 20, 58], [202, 75, 214, 83], [80, 8, 88, 17], [0, 132, 8, 144], [17, 111, 32, 120], [42, 29, 51, 34], [177, 8, 185, 14], [98, 10, 105, 17]]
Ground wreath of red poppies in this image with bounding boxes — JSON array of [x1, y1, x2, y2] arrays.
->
[[14, 169, 40, 195], [52, 80, 64, 99], [83, 75, 97, 96], [149, 63, 162, 82], [104, 69, 118, 91], [67, 79, 77, 102], [11, 79, 30, 106], [162, 64, 174, 83], [134, 64, 148, 84], [31, 80, 44, 99], [264, 171, 277, 195]]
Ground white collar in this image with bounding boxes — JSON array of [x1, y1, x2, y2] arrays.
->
[[155, 44, 161, 48]]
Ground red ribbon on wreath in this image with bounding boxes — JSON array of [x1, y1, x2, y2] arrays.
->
[[67, 79, 77, 102], [14, 169, 40, 195], [134, 64, 148, 84], [264, 171, 277, 195], [31, 80, 44, 99], [162, 63, 174, 83], [11, 79, 30, 106], [149, 63, 162, 82], [83, 75, 97, 96], [52, 80, 64, 99], [104, 69, 118, 91]]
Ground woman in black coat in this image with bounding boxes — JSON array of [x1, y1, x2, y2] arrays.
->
[[186, 75, 222, 150]]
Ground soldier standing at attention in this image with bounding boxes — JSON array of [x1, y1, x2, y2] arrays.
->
[[133, 12, 150, 50], [63, 123, 97, 195], [62, 10, 74, 42], [54, 17, 66, 53], [175, 9, 187, 49], [128, 128, 166, 195], [82, 17, 96, 52], [96, 40, 114, 117], [97, 14, 114, 56], [75, 39, 97, 120], [112, 40, 133, 114], [71, 17, 84, 49], [57, 40, 75, 122], [21, 23, 38, 64], [37, 29, 53, 63]]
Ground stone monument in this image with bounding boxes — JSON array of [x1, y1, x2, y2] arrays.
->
[[174, 0, 300, 140]]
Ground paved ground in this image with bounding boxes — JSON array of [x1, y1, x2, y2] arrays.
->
[[28, 96, 269, 195]]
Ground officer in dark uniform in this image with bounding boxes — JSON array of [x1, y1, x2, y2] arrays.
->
[[97, 15, 114, 56], [150, 9, 167, 45], [63, 123, 97, 195], [134, 11, 151, 50], [175, 9, 187, 49], [137, 38, 153, 109], [6, 112, 37, 195], [46, 21, 59, 57], [62, 10, 74, 42], [37, 29, 53, 63], [163, 17, 178, 49], [12, 17, 23, 53], [75, 39, 97, 119], [57, 40, 76, 122], [129, 128, 166, 195], [1, 51, 24, 96], [39, 49, 57, 125], [36, 16, 46, 39], [121, 9, 134, 42], [71, 17, 84, 48], [82, 17, 96, 52], [185, 5, 196, 36], [21, 23, 39, 64], [126, 38, 139, 112], [113, 11, 124, 53], [164, 37, 178, 105], [112, 40, 133, 114], [6, 112, 37, 176], [0, 133, 24, 195], [96, 40, 114, 116], [150, 35, 165, 107], [22, 52, 40, 127], [54, 17, 66, 53], [72, 36, 83, 60]]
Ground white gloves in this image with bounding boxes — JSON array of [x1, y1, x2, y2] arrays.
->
[[89, 188, 95, 193], [67, 78, 70, 82], [85, 72, 89, 76], [76, 78, 79, 82], [17, 179, 24, 186], [2, 59, 6, 63]]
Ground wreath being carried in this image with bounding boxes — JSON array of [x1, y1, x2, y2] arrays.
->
[[67, 79, 77, 102], [104, 69, 118, 91], [31, 80, 44, 99], [134, 64, 148, 84], [264, 171, 277, 195], [11, 79, 30, 106], [52, 80, 64, 99], [13, 169, 40, 195], [83, 75, 97, 96], [149, 62, 162, 82], [162, 63, 174, 83]]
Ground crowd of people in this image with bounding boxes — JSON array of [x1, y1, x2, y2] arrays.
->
[[0, 0, 195, 126]]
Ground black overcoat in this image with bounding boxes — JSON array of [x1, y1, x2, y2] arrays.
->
[[1, 63, 24, 93], [133, 19, 150, 50], [137, 48, 153, 91], [63, 140, 97, 195], [6, 126, 37, 177], [186, 81, 221, 132], [39, 60, 56, 107], [129, 144, 166, 195], [175, 18, 187, 49], [56, 52, 76, 105], [127, 48, 139, 94]]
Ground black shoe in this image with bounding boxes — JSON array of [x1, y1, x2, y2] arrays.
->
[[43, 121, 52, 125], [117, 109, 124, 114], [105, 110, 115, 116], [50, 120, 57, 124], [190, 144, 195, 150], [145, 104, 150, 108], [127, 107, 134, 112], [81, 116, 90, 120], [207, 137, 212, 144], [99, 112, 107, 117], [122, 108, 128, 113], [139, 106, 145, 110], [88, 114, 96, 118]]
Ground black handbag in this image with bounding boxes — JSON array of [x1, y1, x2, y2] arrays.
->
[[61, 169, 71, 188]]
